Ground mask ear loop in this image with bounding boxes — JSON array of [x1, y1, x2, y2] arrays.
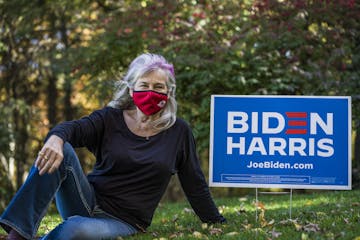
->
[[166, 85, 172, 98], [126, 82, 135, 97], [168, 84, 176, 96]]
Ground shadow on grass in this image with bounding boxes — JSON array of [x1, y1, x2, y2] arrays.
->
[[1, 190, 359, 240]]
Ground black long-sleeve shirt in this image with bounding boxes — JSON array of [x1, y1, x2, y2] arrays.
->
[[48, 107, 225, 230]]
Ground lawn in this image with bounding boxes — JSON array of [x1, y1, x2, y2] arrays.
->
[[1, 190, 360, 239]]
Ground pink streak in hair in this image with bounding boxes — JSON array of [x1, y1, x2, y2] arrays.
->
[[148, 62, 175, 77]]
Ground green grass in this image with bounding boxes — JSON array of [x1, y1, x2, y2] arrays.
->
[[1, 190, 360, 239]]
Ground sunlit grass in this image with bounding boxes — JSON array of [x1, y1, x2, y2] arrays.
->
[[1, 190, 360, 239]]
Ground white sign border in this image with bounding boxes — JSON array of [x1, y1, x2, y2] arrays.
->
[[209, 95, 352, 190]]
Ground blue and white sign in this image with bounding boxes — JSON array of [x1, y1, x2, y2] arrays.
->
[[209, 95, 352, 190]]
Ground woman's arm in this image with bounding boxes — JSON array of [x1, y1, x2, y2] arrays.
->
[[47, 108, 107, 149], [35, 107, 108, 175], [177, 124, 226, 223]]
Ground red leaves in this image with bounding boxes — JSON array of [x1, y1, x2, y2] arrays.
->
[[192, 12, 206, 19]]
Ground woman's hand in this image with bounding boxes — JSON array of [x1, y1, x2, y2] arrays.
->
[[35, 135, 64, 175]]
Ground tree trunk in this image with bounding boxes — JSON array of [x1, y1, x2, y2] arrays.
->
[[47, 74, 58, 128], [60, 13, 74, 121], [63, 80, 74, 121], [14, 114, 29, 189]]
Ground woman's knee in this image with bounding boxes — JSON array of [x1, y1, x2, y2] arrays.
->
[[61, 143, 81, 168], [62, 142, 76, 159], [46, 216, 96, 240]]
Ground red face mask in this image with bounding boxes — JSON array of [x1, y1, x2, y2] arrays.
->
[[132, 90, 168, 115]]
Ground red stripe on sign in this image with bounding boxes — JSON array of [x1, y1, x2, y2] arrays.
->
[[286, 129, 307, 134], [286, 112, 307, 118], [288, 120, 307, 126]]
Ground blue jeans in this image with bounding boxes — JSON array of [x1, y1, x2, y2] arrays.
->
[[0, 143, 138, 240]]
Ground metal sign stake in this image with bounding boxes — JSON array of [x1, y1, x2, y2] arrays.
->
[[255, 188, 293, 222]]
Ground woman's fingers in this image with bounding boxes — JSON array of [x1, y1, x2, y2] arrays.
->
[[36, 147, 63, 175], [38, 155, 55, 175], [48, 157, 62, 174], [35, 150, 44, 167], [35, 149, 50, 170], [36, 135, 64, 175], [46, 150, 62, 174]]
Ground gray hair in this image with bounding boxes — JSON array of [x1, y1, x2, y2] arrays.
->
[[108, 53, 177, 131]]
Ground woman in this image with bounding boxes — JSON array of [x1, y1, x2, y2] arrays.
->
[[0, 53, 225, 240]]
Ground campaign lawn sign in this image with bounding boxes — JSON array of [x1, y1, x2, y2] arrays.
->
[[209, 95, 351, 190]]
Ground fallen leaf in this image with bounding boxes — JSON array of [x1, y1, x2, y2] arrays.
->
[[252, 228, 265, 233], [192, 231, 203, 238], [226, 231, 239, 236], [303, 223, 320, 233], [209, 227, 223, 235], [201, 223, 208, 229], [255, 201, 266, 210], [242, 223, 252, 230], [281, 219, 302, 231], [259, 209, 267, 227], [218, 205, 227, 214], [183, 208, 194, 214], [267, 219, 275, 226], [294, 222, 303, 231], [301, 233, 309, 240], [270, 228, 282, 238], [279, 219, 295, 225], [169, 232, 183, 239]]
